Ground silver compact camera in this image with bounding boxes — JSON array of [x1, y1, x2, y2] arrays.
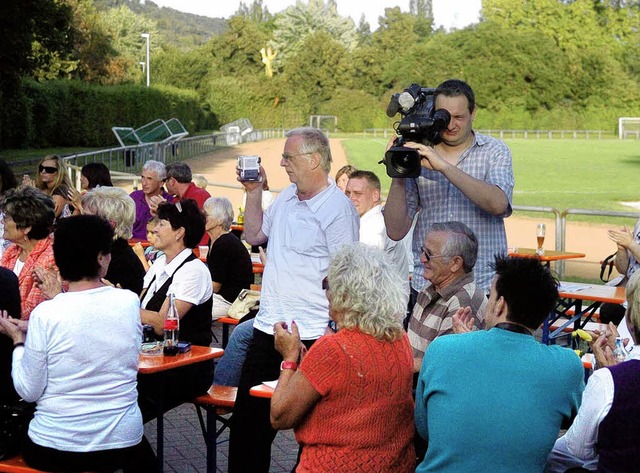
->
[[237, 155, 261, 181]]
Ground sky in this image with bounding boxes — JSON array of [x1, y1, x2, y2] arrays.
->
[[147, 0, 482, 31]]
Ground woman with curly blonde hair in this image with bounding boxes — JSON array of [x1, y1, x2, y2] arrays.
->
[[270, 243, 415, 472]]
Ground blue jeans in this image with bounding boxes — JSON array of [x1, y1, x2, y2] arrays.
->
[[213, 319, 254, 386]]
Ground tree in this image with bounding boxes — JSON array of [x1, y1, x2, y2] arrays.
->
[[207, 15, 271, 77], [235, 0, 273, 24], [268, 0, 358, 67], [283, 31, 352, 110], [97, 4, 160, 84], [410, 0, 434, 36]]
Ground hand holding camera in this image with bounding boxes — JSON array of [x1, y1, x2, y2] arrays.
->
[[236, 155, 265, 192]]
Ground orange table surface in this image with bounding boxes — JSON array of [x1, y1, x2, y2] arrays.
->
[[558, 282, 626, 305], [509, 248, 586, 261], [250, 383, 275, 399], [138, 346, 223, 374]]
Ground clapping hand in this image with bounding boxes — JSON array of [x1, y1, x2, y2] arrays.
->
[[608, 226, 633, 250], [67, 187, 83, 213], [273, 321, 306, 362], [0, 310, 26, 344], [452, 306, 477, 334], [33, 265, 63, 300], [149, 195, 167, 215], [21, 174, 35, 188]]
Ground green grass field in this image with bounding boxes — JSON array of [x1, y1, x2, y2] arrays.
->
[[341, 137, 640, 225]]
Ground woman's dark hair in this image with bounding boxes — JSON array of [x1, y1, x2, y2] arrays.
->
[[156, 199, 205, 249], [81, 162, 113, 189], [53, 215, 113, 282], [0, 159, 18, 194], [0, 187, 55, 240]]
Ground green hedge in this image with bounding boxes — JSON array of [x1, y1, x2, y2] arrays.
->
[[1, 79, 216, 148]]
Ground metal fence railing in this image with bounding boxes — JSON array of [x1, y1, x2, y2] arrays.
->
[[362, 129, 625, 140], [512, 205, 640, 277], [9, 129, 286, 188]]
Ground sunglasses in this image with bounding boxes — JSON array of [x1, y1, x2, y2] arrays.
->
[[322, 276, 329, 291], [420, 246, 447, 262], [39, 165, 58, 174]]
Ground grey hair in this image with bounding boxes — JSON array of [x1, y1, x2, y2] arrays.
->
[[428, 221, 478, 272], [141, 160, 167, 180], [625, 270, 640, 343], [327, 243, 405, 341], [203, 196, 233, 231], [285, 127, 332, 174], [82, 187, 135, 239], [166, 162, 192, 183]]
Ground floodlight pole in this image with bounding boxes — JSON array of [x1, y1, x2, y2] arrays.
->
[[141, 33, 150, 87]]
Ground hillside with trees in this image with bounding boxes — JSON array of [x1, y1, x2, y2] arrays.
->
[[1, 0, 639, 148]]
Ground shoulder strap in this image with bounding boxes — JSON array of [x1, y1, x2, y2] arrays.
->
[[600, 253, 617, 283]]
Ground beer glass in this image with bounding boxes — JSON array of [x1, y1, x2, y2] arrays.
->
[[536, 223, 546, 255]]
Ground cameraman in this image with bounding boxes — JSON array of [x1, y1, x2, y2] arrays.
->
[[384, 79, 514, 308]]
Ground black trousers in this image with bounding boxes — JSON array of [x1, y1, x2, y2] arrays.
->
[[228, 329, 315, 473], [22, 434, 155, 473]]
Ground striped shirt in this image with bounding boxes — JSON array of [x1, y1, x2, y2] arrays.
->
[[408, 271, 487, 362], [406, 132, 514, 293]]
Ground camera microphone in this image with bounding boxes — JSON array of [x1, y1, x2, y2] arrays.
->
[[386, 93, 400, 117]]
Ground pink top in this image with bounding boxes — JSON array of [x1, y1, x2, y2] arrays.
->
[[1, 235, 55, 319]]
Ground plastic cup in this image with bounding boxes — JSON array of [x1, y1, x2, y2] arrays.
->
[[199, 245, 209, 260]]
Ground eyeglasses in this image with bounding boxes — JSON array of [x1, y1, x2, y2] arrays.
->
[[421, 246, 448, 262], [322, 276, 329, 291], [39, 165, 58, 174], [281, 152, 311, 161]]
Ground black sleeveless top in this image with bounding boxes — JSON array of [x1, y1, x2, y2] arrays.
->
[[144, 253, 212, 347]]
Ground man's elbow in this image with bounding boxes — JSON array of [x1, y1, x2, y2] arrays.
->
[[386, 226, 409, 242], [487, 196, 510, 216]]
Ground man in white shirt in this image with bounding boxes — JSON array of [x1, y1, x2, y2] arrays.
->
[[228, 127, 359, 472], [345, 170, 410, 309]]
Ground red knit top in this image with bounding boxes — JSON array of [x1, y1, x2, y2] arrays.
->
[[295, 328, 415, 472]]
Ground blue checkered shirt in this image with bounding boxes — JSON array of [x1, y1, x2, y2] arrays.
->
[[406, 132, 514, 293]]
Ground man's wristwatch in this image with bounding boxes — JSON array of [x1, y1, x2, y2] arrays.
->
[[280, 360, 298, 371]]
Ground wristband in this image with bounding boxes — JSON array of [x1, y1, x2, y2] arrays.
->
[[280, 360, 298, 371], [13, 342, 25, 351]]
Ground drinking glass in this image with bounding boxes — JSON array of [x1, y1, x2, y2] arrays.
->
[[536, 223, 546, 255]]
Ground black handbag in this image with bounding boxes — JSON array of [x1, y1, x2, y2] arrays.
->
[[0, 400, 35, 460], [600, 253, 617, 283]]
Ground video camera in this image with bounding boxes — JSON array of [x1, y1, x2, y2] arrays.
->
[[379, 83, 451, 178]]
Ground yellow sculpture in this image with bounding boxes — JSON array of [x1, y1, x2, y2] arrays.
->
[[260, 47, 277, 78]]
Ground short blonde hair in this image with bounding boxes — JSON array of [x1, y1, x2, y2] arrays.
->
[[327, 243, 405, 342], [192, 174, 208, 189], [82, 187, 135, 240]]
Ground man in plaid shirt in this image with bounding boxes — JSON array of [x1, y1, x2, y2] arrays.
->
[[385, 79, 514, 310], [407, 221, 487, 373]]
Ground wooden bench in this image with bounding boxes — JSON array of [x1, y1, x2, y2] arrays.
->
[[0, 455, 46, 473], [192, 385, 237, 473]]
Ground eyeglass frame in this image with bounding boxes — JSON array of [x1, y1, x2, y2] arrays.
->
[[420, 246, 449, 262], [281, 152, 313, 161]]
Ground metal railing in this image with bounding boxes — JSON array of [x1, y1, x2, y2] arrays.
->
[[362, 129, 619, 140], [57, 128, 286, 186], [512, 205, 640, 277]]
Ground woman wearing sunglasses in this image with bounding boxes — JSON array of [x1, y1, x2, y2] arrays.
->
[[24, 155, 73, 218]]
